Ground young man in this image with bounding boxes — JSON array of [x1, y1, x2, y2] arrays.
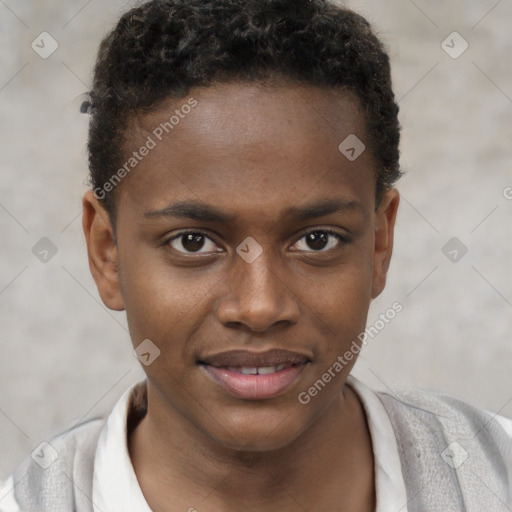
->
[[2, 0, 511, 511]]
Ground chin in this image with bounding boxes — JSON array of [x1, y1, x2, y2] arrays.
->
[[203, 408, 309, 453]]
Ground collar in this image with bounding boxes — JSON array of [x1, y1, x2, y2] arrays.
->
[[92, 377, 408, 512]]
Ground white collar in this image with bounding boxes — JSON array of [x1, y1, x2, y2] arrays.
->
[[92, 384, 152, 512], [92, 377, 408, 512], [347, 376, 409, 512]]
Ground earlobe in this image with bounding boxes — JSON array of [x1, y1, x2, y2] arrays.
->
[[371, 188, 400, 299], [82, 190, 125, 311]]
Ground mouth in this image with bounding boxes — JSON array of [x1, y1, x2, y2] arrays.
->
[[198, 349, 311, 400]]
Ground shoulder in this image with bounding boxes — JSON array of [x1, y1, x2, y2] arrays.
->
[[375, 385, 512, 510], [9, 417, 105, 512], [4, 381, 146, 512], [376, 385, 512, 442]]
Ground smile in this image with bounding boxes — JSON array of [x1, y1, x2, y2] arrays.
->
[[227, 364, 288, 375], [198, 349, 311, 400]]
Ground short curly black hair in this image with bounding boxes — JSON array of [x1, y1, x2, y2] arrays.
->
[[87, 0, 401, 220]]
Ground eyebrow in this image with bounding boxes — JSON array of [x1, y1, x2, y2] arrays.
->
[[144, 198, 364, 223], [144, 202, 236, 223], [284, 198, 365, 221]]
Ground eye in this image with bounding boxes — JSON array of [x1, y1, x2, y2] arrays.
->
[[167, 231, 222, 254], [291, 229, 347, 252]]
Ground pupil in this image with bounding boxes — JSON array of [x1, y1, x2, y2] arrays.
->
[[183, 233, 205, 252], [307, 231, 328, 250]]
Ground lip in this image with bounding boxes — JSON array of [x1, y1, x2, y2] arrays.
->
[[201, 363, 309, 400], [199, 348, 311, 368], [198, 348, 312, 400]]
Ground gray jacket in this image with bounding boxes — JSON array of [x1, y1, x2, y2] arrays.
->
[[12, 387, 512, 512]]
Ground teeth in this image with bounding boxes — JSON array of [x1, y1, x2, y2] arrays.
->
[[240, 367, 258, 375], [227, 365, 288, 375], [257, 366, 276, 375]]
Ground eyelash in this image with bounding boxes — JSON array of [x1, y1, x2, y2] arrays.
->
[[165, 228, 349, 255], [291, 229, 349, 252]]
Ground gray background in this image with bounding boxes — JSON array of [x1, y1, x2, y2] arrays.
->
[[1, 0, 511, 479]]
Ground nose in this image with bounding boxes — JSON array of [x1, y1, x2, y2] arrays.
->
[[216, 247, 301, 333]]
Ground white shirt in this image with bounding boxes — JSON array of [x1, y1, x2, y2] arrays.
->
[[1, 378, 511, 511]]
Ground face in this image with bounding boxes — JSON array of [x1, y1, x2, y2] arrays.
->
[[83, 82, 398, 452]]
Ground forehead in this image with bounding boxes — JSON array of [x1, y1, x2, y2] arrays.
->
[[118, 82, 376, 222]]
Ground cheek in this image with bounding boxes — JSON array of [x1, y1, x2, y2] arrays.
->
[[300, 246, 374, 358], [118, 246, 218, 351], [303, 241, 374, 311], [313, 282, 372, 359]]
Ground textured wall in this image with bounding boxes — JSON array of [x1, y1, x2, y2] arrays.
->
[[0, 0, 511, 478]]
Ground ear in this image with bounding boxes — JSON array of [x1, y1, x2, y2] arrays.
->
[[82, 190, 125, 311], [371, 188, 400, 299]]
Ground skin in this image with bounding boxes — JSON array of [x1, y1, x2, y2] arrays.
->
[[83, 82, 399, 511]]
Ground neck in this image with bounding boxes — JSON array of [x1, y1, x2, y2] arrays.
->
[[128, 381, 375, 512]]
